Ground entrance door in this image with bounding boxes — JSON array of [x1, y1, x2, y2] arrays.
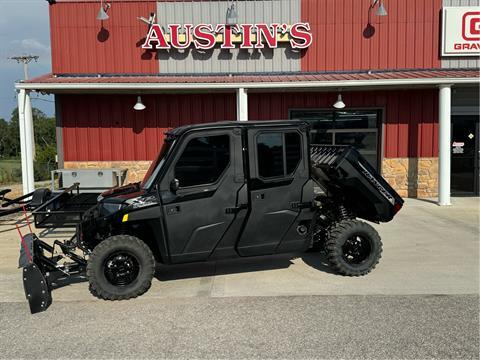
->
[[451, 116, 480, 196], [236, 127, 310, 256], [160, 129, 246, 263]]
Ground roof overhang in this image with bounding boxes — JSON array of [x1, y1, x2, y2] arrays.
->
[[15, 69, 480, 93]]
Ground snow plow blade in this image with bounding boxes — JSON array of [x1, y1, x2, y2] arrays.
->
[[19, 233, 86, 314], [22, 262, 52, 314], [310, 145, 404, 223]]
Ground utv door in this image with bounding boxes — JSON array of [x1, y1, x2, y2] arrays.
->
[[159, 128, 246, 263], [236, 127, 311, 256]]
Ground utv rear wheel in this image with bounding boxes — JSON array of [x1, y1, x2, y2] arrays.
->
[[87, 235, 155, 300], [325, 220, 382, 276]]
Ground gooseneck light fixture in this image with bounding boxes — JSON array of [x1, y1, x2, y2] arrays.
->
[[134, 96, 146, 111], [333, 93, 346, 109], [371, 0, 387, 17], [97, 0, 111, 21], [226, 0, 238, 25]]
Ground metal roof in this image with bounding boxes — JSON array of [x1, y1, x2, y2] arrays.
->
[[22, 68, 479, 83], [16, 69, 479, 92]]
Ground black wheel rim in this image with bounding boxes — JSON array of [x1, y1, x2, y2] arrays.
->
[[341, 235, 372, 265], [103, 251, 140, 286]]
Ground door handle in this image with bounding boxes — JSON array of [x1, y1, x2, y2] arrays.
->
[[225, 204, 248, 214]]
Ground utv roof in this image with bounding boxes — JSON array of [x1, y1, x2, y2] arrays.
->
[[166, 120, 309, 137]]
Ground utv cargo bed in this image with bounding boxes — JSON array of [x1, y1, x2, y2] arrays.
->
[[310, 145, 403, 223]]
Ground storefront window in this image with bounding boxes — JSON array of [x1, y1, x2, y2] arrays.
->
[[290, 109, 380, 170]]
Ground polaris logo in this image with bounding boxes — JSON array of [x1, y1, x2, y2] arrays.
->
[[357, 162, 395, 206]]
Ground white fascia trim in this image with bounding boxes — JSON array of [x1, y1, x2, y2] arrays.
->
[[15, 77, 480, 91]]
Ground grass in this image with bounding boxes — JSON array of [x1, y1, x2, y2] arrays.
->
[[0, 159, 22, 185]]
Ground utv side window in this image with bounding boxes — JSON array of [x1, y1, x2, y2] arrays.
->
[[257, 132, 302, 179], [175, 135, 230, 188]]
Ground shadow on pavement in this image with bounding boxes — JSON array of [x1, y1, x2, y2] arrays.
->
[[155, 251, 337, 281], [17, 250, 338, 290]]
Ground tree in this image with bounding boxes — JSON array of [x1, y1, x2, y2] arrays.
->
[[0, 107, 57, 180], [0, 118, 8, 159]]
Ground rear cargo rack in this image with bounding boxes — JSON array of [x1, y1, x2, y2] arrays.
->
[[32, 183, 99, 228]]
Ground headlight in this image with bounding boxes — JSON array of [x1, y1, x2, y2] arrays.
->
[[100, 202, 124, 216]]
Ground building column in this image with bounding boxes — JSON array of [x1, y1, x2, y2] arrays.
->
[[17, 89, 35, 195], [438, 84, 452, 206], [236, 87, 248, 121]]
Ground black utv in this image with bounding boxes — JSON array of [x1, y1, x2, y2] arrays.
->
[[20, 121, 403, 313]]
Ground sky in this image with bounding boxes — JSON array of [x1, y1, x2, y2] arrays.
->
[[0, 0, 54, 121]]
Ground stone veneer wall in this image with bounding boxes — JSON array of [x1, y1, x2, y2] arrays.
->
[[64, 161, 152, 184], [381, 158, 438, 198], [65, 158, 439, 199]]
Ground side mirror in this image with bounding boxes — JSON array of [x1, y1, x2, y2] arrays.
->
[[170, 178, 180, 193]]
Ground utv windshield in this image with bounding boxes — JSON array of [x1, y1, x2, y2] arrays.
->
[[141, 138, 174, 189]]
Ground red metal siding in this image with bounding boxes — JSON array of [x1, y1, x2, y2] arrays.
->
[[301, 0, 442, 72], [60, 93, 236, 161], [50, 0, 443, 74], [248, 90, 438, 158], [50, 1, 157, 74]]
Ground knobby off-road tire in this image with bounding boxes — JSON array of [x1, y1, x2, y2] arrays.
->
[[325, 219, 382, 276], [87, 235, 155, 300]]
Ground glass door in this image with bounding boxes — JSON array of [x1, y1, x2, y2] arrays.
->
[[451, 115, 480, 196], [290, 109, 380, 170]]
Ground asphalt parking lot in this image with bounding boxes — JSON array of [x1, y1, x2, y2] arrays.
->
[[0, 198, 478, 359]]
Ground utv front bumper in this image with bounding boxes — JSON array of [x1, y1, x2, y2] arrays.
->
[[19, 233, 87, 314]]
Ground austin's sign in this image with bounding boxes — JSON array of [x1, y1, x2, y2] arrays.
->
[[141, 23, 313, 50]]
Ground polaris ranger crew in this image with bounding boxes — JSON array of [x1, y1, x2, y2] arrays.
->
[[20, 121, 403, 313]]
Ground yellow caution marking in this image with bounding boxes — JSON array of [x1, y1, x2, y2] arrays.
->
[[122, 214, 129, 222]]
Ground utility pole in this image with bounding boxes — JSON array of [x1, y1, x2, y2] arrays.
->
[[9, 55, 39, 80], [10, 55, 39, 161]]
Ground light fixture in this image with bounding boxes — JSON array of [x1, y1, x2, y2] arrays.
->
[[138, 12, 156, 29], [371, 0, 387, 17], [133, 96, 146, 111], [97, 0, 110, 21], [376, 1, 388, 16], [226, 1, 238, 25], [333, 94, 346, 109]]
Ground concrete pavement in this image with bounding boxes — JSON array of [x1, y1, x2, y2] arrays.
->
[[0, 197, 478, 358], [1, 295, 478, 359]]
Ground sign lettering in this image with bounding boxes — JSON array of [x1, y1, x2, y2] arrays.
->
[[142, 23, 313, 50], [442, 7, 480, 56]]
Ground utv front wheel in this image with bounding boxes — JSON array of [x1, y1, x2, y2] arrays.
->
[[87, 235, 155, 300], [325, 220, 382, 276]]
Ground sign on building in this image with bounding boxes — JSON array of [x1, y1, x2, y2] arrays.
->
[[442, 7, 480, 56], [142, 23, 313, 50]]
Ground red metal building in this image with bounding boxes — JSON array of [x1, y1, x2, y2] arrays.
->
[[16, 0, 480, 202]]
